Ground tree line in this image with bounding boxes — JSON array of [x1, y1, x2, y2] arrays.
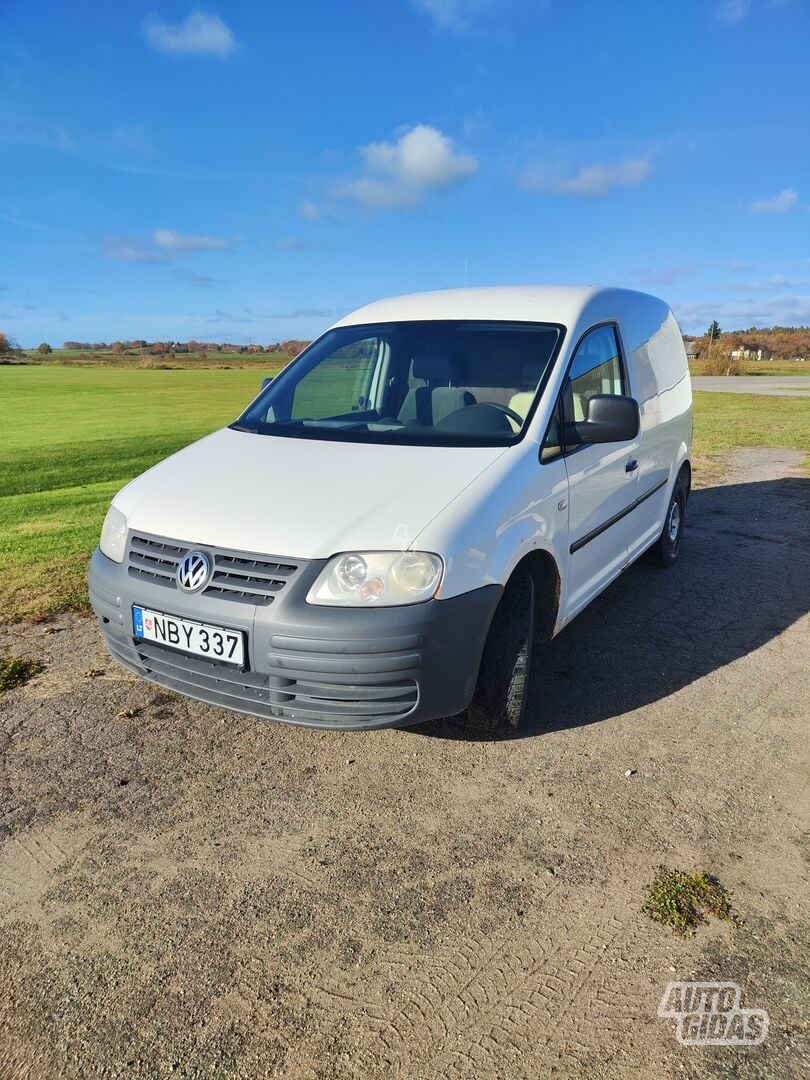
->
[[0, 335, 311, 358], [685, 323, 810, 361]]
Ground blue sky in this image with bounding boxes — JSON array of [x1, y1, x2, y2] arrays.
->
[[1, 0, 809, 346]]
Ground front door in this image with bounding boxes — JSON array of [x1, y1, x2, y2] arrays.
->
[[557, 325, 640, 620]]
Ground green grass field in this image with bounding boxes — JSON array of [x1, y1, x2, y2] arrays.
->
[[691, 390, 810, 478], [0, 367, 279, 621], [689, 358, 810, 377], [1, 367, 809, 622]]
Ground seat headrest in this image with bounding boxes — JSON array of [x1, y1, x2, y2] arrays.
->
[[412, 350, 452, 382], [518, 358, 542, 388]]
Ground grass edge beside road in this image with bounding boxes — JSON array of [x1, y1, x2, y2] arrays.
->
[[690, 389, 810, 485]]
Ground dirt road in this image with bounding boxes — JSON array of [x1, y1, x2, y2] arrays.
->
[[691, 376, 810, 396], [1, 448, 808, 1079]]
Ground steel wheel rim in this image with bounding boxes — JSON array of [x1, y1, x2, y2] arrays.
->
[[668, 499, 681, 544]]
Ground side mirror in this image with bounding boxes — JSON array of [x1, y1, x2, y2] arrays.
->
[[261, 376, 274, 391], [568, 394, 640, 444]]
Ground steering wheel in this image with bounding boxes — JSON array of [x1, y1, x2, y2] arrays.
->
[[477, 401, 524, 426]]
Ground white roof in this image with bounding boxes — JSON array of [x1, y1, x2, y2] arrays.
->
[[333, 285, 669, 338]]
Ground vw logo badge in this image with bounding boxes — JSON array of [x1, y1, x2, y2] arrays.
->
[[176, 550, 211, 593]]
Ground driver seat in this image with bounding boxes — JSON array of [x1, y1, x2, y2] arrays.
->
[[398, 351, 476, 426], [507, 359, 542, 431]]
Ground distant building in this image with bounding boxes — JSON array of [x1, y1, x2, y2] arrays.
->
[[730, 346, 773, 361], [685, 341, 700, 360]]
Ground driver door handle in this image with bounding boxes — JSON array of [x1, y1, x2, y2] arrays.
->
[[625, 458, 639, 473]]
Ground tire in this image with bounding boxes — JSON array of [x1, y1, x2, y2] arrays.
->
[[647, 475, 687, 568], [465, 564, 539, 735]]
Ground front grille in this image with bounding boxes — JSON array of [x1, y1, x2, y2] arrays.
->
[[105, 635, 418, 727], [127, 533, 299, 605]]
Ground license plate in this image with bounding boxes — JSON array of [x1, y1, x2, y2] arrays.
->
[[133, 606, 245, 667]]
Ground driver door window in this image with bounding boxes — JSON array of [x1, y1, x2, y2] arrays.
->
[[541, 325, 626, 460], [565, 325, 625, 426]]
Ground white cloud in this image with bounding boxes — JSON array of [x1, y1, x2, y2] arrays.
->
[[47, 127, 75, 152], [207, 308, 242, 324], [361, 126, 476, 187], [674, 294, 810, 333], [271, 307, 338, 320], [521, 157, 651, 197], [102, 235, 164, 263], [337, 178, 421, 211], [143, 11, 236, 57], [275, 236, 335, 252], [299, 200, 322, 221], [412, 0, 502, 32], [102, 229, 236, 263], [715, 0, 752, 24], [0, 122, 75, 153], [631, 264, 701, 286], [750, 187, 798, 214], [153, 229, 235, 252], [728, 274, 807, 292], [171, 268, 218, 288], [1, 205, 52, 232], [337, 124, 477, 210], [112, 124, 156, 157], [413, 0, 461, 28]]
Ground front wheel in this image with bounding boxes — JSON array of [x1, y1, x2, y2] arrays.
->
[[647, 477, 687, 568], [465, 564, 540, 735]]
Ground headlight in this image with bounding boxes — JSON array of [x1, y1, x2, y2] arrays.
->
[[306, 551, 443, 607], [99, 505, 128, 563]]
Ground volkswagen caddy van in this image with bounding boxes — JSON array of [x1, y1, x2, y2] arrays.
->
[[89, 286, 692, 733]]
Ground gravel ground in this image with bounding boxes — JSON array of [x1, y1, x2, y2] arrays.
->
[[0, 447, 808, 1079]]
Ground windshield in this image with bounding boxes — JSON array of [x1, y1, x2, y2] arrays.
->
[[232, 320, 564, 447]]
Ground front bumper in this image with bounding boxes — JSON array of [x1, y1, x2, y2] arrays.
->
[[88, 541, 501, 730]]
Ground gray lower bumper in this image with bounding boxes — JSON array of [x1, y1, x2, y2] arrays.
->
[[88, 546, 501, 730]]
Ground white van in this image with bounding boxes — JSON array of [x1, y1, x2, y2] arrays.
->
[[89, 286, 692, 734]]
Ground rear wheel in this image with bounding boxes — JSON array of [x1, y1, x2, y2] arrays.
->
[[647, 475, 687, 567], [465, 564, 540, 735]]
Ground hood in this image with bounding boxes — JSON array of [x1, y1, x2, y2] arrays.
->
[[116, 426, 507, 559]]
